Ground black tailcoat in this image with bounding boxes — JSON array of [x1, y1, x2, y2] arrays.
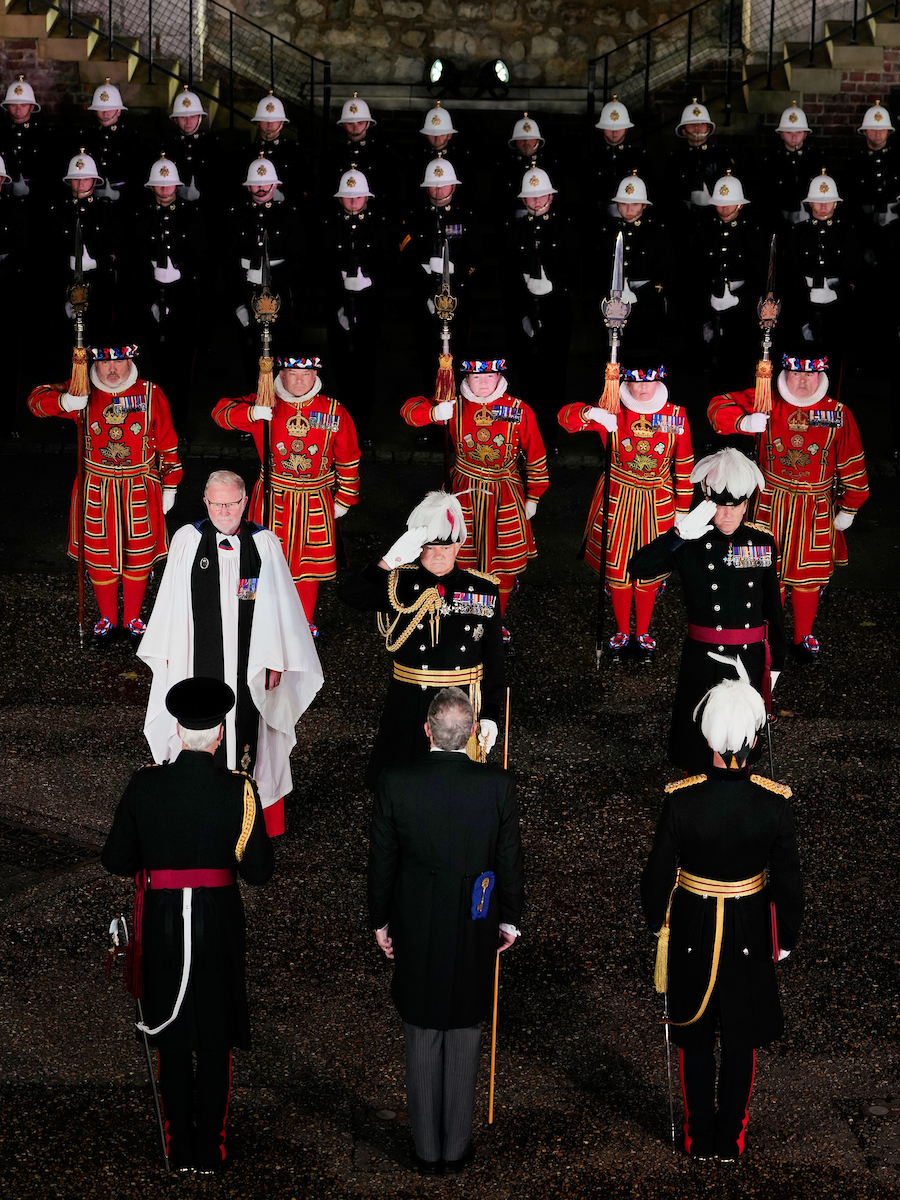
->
[[641, 769, 803, 1051], [629, 523, 786, 773], [101, 751, 274, 1051], [369, 751, 524, 1029]]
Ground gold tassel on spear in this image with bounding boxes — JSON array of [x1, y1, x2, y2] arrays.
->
[[754, 234, 781, 417], [488, 685, 512, 1125], [68, 218, 91, 644], [433, 238, 457, 490]]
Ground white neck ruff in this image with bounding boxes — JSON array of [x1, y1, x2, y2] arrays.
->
[[275, 374, 322, 405], [621, 381, 669, 413], [90, 362, 139, 394], [461, 376, 507, 405], [776, 370, 829, 407]]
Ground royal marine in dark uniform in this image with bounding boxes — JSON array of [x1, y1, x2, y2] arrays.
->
[[642, 663, 803, 1160], [339, 491, 506, 790], [79, 79, 144, 206], [593, 97, 649, 218], [629, 449, 786, 773], [102, 677, 274, 1173]]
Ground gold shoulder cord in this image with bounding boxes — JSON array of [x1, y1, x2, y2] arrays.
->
[[377, 570, 444, 652], [750, 774, 793, 798], [234, 778, 256, 862], [664, 773, 707, 793], [467, 568, 501, 585]]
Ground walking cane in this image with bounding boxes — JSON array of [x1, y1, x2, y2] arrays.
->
[[488, 687, 511, 1124], [107, 914, 170, 1171]]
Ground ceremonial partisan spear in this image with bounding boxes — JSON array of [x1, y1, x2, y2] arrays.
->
[[754, 236, 781, 778], [488, 685, 512, 1125], [251, 231, 281, 529], [432, 235, 458, 490], [106, 913, 170, 1171], [68, 218, 91, 645], [595, 233, 631, 669]]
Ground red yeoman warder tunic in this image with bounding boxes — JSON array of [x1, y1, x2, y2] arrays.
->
[[401, 393, 549, 574], [708, 387, 869, 587], [27, 380, 181, 571], [558, 401, 694, 583], [211, 392, 360, 581]]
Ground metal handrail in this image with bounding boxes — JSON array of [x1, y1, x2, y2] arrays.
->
[[588, 0, 900, 131]]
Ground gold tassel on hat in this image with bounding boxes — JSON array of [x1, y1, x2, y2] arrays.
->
[[256, 355, 275, 408], [599, 360, 621, 414], [70, 345, 89, 397]]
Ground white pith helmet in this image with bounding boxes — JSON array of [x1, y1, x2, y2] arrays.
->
[[421, 158, 461, 188], [712, 171, 749, 206], [612, 171, 651, 205], [170, 86, 207, 119], [420, 101, 457, 136], [0, 154, 9, 184], [244, 153, 281, 187], [334, 167, 373, 198], [776, 101, 810, 133], [676, 97, 716, 137], [859, 99, 894, 133], [64, 149, 101, 182], [145, 153, 183, 188], [338, 92, 376, 125], [509, 112, 544, 148], [88, 79, 127, 112], [2, 76, 40, 110], [596, 95, 634, 131], [519, 166, 557, 198], [804, 169, 841, 204], [252, 90, 289, 124]]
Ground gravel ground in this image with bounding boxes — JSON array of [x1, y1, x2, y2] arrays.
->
[[0, 401, 897, 1199]]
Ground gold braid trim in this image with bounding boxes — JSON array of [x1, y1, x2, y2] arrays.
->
[[377, 569, 443, 653], [664, 774, 707, 793], [465, 568, 501, 585], [750, 774, 792, 798], [234, 776, 256, 862]]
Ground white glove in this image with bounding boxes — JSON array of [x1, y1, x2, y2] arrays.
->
[[64, 301, 75, 320], [432, 400, 455, 421], [525, 500, 538, 519], [61, 392, 88, 412], [11, 175, 30, 197], [153, 256, 182, 284], [621, 280, 638, 305], [150, 303, 169, 323], [702, 321, 714, 343], [777, 949, 791, 961], [739, 412, 769, 434], [162, 489, 176, 514], [522, 315, 535, 338], [251, 405, 273, 421], [427, 255, 454, 275], [334, 500, 348, 518], [96, 181, 120, 201], [178, 176, 201, 202], [246, 265, 263, 284], [833, 510, 855, 531], [69, 248, 97, 272], [384, 525, 429, 568], [337, 306, 350, 331], [479, 719, 498, 754], [524, 266, 553, 296], [710, 285, 740, 312], [587, 407, 618, 432], [341, 267, 373, 292], [674, 499, 717, 540], [770, 669, 780, 690], [235, 305, 250, 327], [690, 184, 712, 207]]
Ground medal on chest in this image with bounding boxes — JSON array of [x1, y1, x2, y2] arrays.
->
[[726, 542, 772, 569]]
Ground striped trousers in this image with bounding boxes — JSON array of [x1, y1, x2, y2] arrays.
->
[[404, 1023, 481, 1163]]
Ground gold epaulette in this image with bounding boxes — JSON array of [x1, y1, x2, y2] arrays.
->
[[664, 774, 707, 793], [750, 774, 792, 798], [744, 521, 770, 533], [466, 568, 501, 585], [234, 778, 257, 862]]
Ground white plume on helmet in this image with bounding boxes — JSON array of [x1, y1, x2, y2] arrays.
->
[[407, 491, 467, 545], [693, 653, 766, 754], [691, 447, 764, 500]]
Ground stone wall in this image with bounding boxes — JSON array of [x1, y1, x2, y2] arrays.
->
[[0, 43, 84, 111], [237, 0, 676, 87]]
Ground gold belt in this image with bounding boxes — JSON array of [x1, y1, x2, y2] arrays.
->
[[86, 459, 158, 480], [392, 663, 483, 689], [655, 870, 765, 1025], [455, 461, 516, 483], [762, 472, 832, 495], [609, 464, 669, 489], [268, 469, 336, 491]]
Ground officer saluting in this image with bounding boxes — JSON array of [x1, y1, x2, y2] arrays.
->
[[338, 491, 506, 790]]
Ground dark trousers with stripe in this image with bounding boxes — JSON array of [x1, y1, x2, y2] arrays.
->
[[158, 1048, 232, 1169], [678, 1043, 755, 1158], [404, 1023, 481, 1163]]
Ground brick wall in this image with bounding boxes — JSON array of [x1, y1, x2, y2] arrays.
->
[[802, 48, 900, 136], [0, 41, 85, 112]]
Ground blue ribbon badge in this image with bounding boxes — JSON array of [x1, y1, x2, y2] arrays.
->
[[471, 871, 495, 920]]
